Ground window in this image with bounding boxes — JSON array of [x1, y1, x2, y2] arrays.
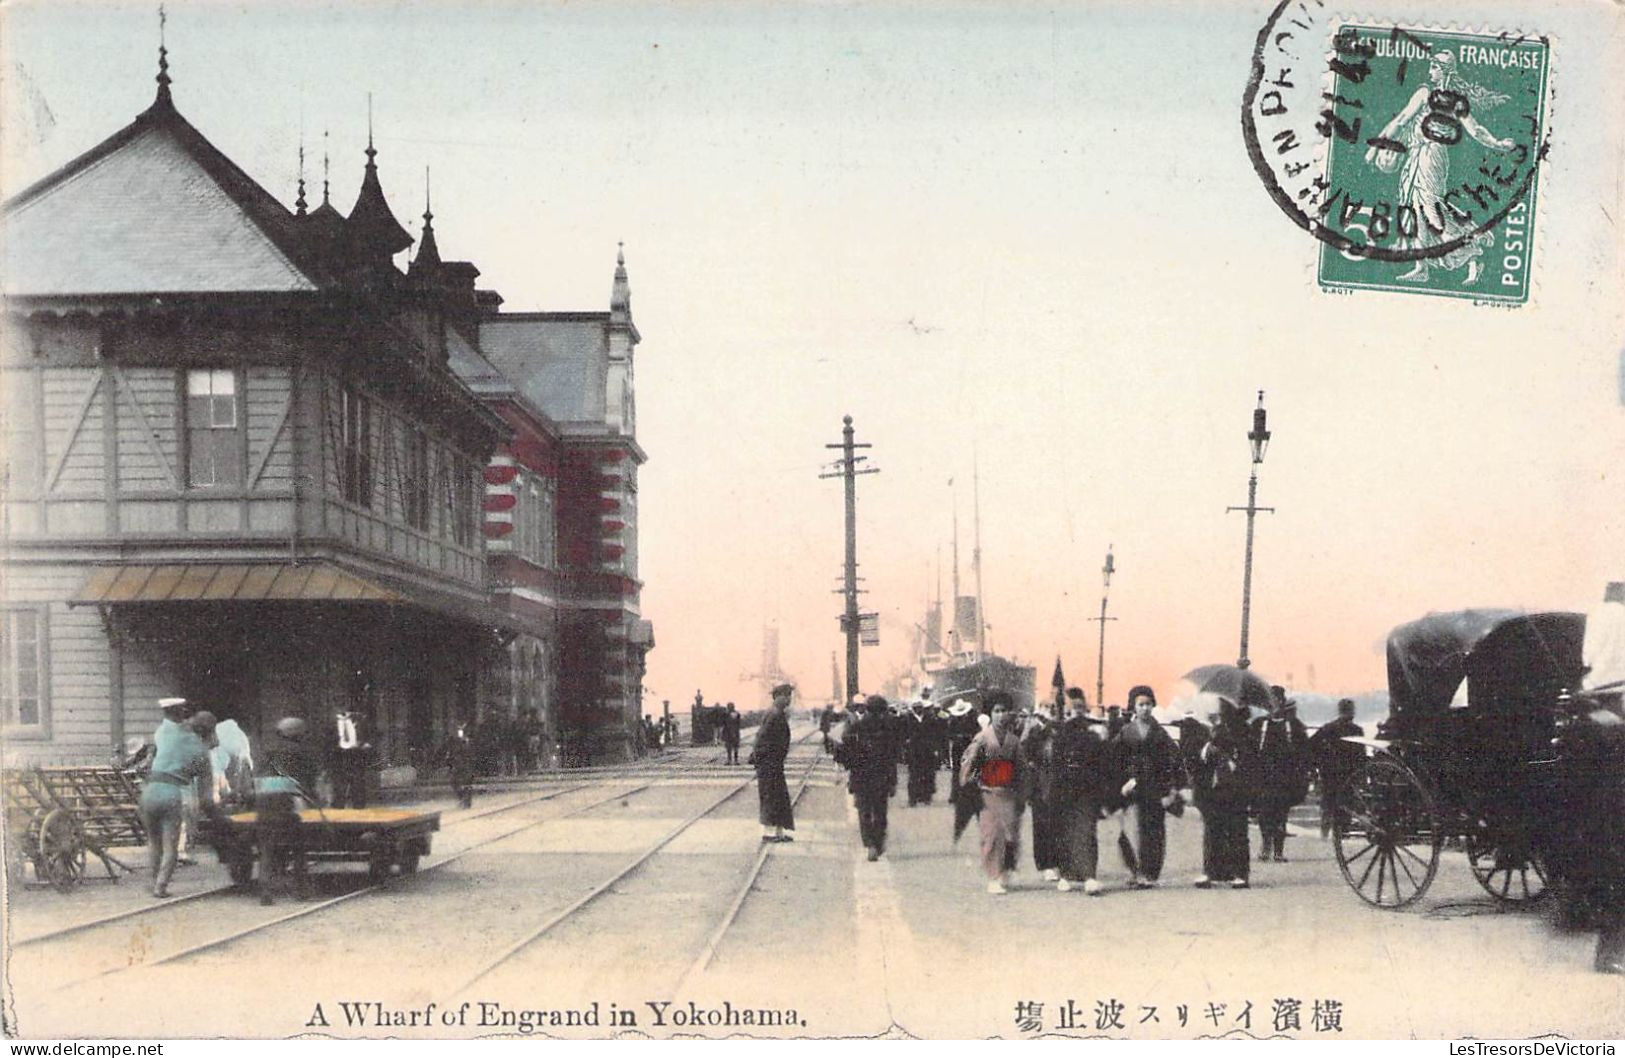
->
[[403, 427, 430, 530], [185, 369, 242, 488], [446, 451, 477, 547], [522, 477, 543, 564], [341, 385, 372, 506], [1, 608, 46, 733]]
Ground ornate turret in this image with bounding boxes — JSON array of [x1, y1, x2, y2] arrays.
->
[[300, 132, 351, 264], [346, 101, 413, 263], [610, 242, 632, 325], [410, 167, 441, 277]]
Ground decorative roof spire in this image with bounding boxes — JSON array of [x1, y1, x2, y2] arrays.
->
[[295, 141, 308, 216], [412, 166, 441, 273], [154, 5, 173, 108], [322, 130, 331, 205], [346, 95, 413, 258], [610, 241, 632, 320]]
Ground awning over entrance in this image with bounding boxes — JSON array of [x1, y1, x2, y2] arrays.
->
[[70, 562, 406, 605], [70, 561, 537, 637]]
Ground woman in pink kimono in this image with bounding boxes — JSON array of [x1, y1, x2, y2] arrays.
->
[[959, 693, 1028, 894]]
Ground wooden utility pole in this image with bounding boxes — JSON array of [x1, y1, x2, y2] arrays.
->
[[821, 416, 878, 702], [1090, 546, 1117, 709]]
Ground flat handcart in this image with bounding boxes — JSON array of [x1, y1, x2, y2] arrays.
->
[[2, 766, 146, 892], [200, 807, 441, 887]]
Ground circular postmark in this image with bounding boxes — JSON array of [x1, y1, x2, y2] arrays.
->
[[1243, 1, 1550, 268]]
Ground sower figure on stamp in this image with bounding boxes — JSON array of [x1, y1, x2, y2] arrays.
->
[[836, 695, 899, 861], [1114, 685, 1181, 889], [750, 683, 796, 843], [1365, 50, 1516, 286], [960, 691, 1027, 895], [1054, 688, 1109, 895]]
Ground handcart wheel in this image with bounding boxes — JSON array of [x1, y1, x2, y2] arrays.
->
[[38, 809, 87, 893], [1333, 755, 1441, 910], [1467, 829, 1548, 903]]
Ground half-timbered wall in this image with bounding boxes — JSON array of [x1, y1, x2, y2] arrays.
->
[[314, 371, 484, 588]]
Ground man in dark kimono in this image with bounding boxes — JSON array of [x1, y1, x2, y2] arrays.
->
[[1308, 698, 1365, 838], [837, 695, 899, 860], [329, 707, 373, 809], [1114, 685, 1181, 889], [905, 701, 941, 806], [1251, 686, 1309, 862], [819, 704, 837, 754], [945, 700, 979, 797], [749, 683, 795, 842], [1194, 700, 1255, 888], [721, 703, 743, 765]]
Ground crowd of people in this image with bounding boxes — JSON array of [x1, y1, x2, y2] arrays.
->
[[804, 682, 1365, 898]]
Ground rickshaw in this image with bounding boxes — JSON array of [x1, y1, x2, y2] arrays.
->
[[1332, 610, 1591, 910]]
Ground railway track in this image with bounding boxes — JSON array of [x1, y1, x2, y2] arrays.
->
[[22, 732, 839, 1000], [440, 736, 841, 1003], [14, 739, 775, 949], [12, 779, 598, 948]]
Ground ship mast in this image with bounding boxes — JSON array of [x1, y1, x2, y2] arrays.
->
[[972, 456, 986, 660]]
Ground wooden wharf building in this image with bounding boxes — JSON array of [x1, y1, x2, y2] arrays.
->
[[0, 56, 652, 777]]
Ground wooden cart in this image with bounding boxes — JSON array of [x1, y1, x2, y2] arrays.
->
[[3, 766, 146, 892], [201, 807, 441, 887]]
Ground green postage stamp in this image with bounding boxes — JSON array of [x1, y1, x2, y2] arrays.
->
[[1316, 27, 1550, 303], [1245, 12, 1552, 305]]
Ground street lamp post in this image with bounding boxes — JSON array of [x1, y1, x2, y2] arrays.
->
[[1229, 391, 1274, 670]]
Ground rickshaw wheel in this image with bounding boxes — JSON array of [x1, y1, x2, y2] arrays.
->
[[1467, 829, 1548, 903], [38, 809, 87, 893], [1333, 755, 1441, 910]]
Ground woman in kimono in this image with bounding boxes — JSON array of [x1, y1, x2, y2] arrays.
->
[[959, 693, 1027, 894], [1054, 688, 1111, 895]]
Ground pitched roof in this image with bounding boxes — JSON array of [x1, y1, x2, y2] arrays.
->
[[479, 315, 608, 424], [2, 95, 334, 297]]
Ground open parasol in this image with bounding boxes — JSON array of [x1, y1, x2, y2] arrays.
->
[[1181, 663, 1275, 709]]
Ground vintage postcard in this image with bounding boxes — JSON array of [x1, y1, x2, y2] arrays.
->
[[2, 0, 1622, 1044]]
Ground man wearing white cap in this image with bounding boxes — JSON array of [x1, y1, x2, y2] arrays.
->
[[153, 698, 197, 862]]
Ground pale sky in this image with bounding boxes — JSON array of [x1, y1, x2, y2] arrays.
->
[[4, 0, 1622, 712]]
